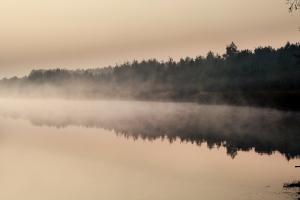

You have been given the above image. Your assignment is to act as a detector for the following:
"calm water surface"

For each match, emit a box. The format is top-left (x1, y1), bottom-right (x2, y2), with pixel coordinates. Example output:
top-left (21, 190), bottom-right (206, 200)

top-left (0, 98), bottom-right (299, 200)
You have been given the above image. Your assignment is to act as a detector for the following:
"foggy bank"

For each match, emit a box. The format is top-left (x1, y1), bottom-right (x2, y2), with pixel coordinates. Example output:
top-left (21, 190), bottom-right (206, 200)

top-left (0, 42), bottom-right (300, 111)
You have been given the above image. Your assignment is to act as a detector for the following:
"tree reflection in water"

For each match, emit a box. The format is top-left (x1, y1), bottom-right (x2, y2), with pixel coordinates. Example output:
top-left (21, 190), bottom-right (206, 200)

top-left (0, 99), bottom-right (299, 160)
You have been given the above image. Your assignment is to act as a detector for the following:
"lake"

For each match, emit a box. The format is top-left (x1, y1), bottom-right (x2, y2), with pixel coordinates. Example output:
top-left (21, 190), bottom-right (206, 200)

top-left (0, 98), bottom-right (299, 200)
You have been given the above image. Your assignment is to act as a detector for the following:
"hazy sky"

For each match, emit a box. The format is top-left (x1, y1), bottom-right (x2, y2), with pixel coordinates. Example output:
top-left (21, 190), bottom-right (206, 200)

top-left (0, 0), bottom-right (299, 78)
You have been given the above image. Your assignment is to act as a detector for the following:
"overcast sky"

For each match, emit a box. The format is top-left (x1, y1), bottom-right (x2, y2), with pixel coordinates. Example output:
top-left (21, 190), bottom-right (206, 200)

top-left (0, 0), bottom-right (299, 78)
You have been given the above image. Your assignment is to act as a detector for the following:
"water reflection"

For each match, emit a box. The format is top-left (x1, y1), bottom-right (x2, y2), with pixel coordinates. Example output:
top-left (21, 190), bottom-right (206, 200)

top-left (0, 98), bottom-right (300, 160)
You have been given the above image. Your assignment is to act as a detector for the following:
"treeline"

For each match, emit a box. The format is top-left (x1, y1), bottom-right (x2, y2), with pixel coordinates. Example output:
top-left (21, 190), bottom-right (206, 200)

top-left (1, 42), bottom-right (300, 110)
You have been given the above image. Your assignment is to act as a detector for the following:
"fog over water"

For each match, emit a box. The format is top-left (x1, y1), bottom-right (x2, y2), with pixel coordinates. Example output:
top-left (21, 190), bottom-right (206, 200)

top-left (0, 98), bottom-right (299, 200)
top-left (0, 98), bottom-right (300, 159)
top-left (0, 0), bottom-right (299, 199)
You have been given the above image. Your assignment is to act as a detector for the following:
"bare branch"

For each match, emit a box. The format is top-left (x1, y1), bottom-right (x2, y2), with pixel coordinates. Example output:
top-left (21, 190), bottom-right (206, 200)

top-left (287, 0), bottom-right (300, 12)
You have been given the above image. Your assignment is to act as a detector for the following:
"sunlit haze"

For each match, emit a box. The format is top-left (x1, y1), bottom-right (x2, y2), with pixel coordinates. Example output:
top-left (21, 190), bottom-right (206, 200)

top-left (0, 0), bottom-right (299, 78)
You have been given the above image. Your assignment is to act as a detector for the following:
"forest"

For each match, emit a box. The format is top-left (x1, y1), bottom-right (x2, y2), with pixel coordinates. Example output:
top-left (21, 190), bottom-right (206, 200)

top-left (1, 42), bottom-right (300, 110)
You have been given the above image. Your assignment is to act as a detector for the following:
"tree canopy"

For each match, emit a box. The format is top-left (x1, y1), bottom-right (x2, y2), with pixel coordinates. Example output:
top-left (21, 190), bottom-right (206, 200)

top-left (1, 42), bottom-right (300, 110)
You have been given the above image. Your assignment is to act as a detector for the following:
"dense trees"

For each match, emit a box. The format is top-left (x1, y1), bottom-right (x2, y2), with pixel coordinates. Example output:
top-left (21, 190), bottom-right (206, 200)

top-left (1, 42), bottom-right (300, 110)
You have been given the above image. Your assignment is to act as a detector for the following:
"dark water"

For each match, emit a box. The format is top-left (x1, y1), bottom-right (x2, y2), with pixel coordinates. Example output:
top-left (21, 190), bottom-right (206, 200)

top-left (0, 98), bottom-right (299, 200)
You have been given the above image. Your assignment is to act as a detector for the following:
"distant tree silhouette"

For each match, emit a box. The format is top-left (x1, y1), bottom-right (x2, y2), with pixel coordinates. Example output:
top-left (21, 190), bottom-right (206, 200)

top-left (224, 42), bottom-right (238, 58)
top-left (0, 42), bottom-right (300, 110)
